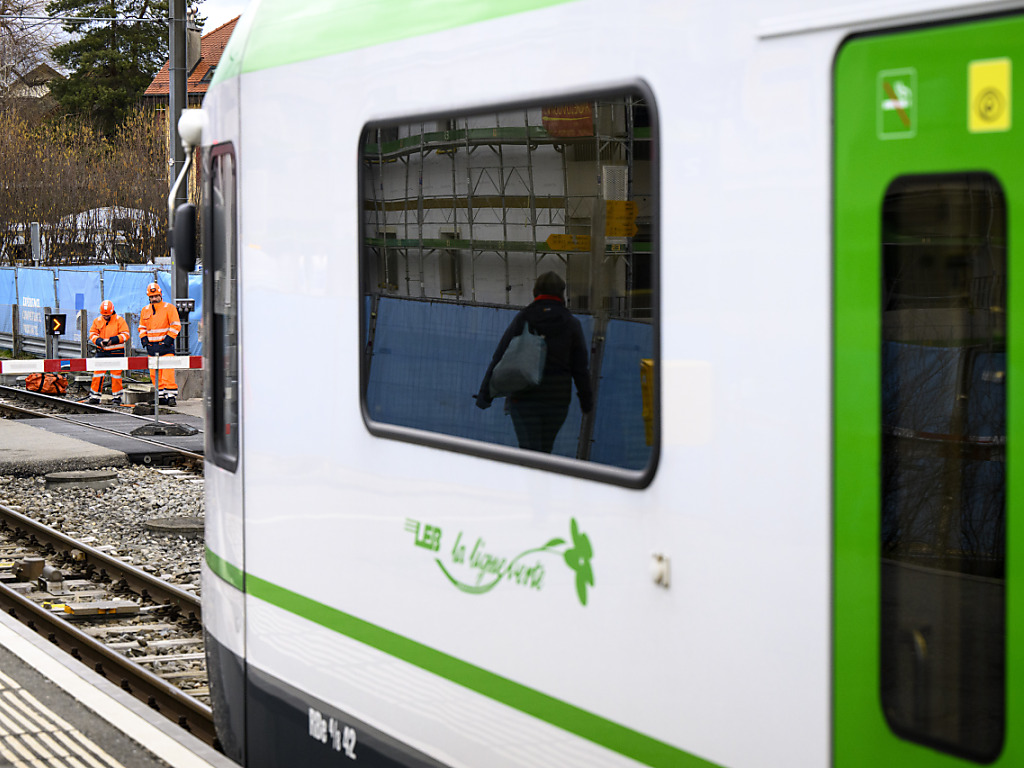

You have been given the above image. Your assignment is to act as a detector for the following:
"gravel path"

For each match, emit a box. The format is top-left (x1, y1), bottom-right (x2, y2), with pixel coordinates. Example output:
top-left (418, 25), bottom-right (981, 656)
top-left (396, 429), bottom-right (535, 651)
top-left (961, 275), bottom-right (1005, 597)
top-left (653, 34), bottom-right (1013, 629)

top-left (0, 466), bottom-right (204, 597)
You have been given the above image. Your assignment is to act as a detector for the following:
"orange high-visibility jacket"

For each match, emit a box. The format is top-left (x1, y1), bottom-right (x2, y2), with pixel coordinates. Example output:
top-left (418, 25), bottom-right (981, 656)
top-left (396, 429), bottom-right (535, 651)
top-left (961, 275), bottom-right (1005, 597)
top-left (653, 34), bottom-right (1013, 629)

top-left (88, 314), bottom-right (130, 353)
top-left (139, 301), bottom-right (181, 344)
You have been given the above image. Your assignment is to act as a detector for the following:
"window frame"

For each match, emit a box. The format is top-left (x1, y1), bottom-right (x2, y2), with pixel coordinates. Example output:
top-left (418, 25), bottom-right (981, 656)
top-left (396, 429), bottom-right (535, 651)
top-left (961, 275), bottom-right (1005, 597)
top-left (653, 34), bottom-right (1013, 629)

top-left (879, 171), bottom-right (1007, 763)
top-left (204, 141), bottom-right (240, 473)
top-left (357, 85), bottom-right (660, 489)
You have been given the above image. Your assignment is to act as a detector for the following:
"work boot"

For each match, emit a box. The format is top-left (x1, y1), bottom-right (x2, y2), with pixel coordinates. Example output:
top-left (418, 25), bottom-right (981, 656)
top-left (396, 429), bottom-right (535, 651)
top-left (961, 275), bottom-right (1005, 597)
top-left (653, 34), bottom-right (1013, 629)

top-left (166, 397), bottom-right (177, 408)
top-left (86, 395), bottom-right (100, 405)
top-left (110, 396), bottom-right (122, 406)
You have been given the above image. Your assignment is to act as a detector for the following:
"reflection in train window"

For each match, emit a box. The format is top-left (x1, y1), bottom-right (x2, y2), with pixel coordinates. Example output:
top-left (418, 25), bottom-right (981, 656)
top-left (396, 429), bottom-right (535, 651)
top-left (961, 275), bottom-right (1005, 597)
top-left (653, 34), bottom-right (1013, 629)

top-left (359, 91), bottom-right (657, 482)
top-left (880, 174), bottom-right (1006, 761)
top-left (205, 145), bottom-right (239, 471)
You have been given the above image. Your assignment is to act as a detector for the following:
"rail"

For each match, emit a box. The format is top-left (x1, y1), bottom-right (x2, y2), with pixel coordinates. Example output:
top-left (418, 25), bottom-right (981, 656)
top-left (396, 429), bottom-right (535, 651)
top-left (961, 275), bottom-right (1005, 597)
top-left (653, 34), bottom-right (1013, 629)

top-left (0, 503), bottom-right (214, 746)
top-left (0, 503), bottom-right (202, 623)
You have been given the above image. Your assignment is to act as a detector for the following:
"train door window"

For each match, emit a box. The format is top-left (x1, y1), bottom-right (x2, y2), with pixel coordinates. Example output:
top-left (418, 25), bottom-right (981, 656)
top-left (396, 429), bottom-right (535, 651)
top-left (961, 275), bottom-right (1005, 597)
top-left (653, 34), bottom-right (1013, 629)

top-left (206, 144), bottom-right (239, 471)
top-left (880, 173), bottom-right (1006, 761)
top-left (360, 88), bottom-right (658, 487)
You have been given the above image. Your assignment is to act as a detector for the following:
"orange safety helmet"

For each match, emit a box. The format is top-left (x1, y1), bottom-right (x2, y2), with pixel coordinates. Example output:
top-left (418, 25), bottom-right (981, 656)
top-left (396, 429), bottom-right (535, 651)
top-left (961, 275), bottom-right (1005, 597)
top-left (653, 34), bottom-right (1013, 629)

top-left (100, 300), bottom-right (114, 316)
top-left (146, 282), bottom-right (162, 298)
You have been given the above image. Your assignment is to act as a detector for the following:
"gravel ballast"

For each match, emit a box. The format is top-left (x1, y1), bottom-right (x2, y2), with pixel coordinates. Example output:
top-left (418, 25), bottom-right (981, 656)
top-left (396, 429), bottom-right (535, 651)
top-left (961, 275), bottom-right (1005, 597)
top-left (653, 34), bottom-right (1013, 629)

top-left (0, 466), bottom-right (204, 597)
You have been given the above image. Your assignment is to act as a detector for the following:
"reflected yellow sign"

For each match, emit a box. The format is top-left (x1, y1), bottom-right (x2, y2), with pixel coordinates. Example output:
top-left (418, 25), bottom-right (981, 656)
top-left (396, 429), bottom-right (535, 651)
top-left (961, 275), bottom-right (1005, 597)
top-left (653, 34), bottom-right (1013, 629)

top-left (969, 58), bottom-right (1012, 133)
top-left (605, 200), bottom-right (638, 237)
top-left (545, 234), bottom-right (591, 251)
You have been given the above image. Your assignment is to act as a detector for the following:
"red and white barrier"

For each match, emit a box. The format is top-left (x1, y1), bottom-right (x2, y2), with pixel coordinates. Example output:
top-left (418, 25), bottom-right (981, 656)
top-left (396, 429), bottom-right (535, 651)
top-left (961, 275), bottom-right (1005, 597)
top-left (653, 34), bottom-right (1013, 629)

top-left (0, 356), bottom-right (203, 374)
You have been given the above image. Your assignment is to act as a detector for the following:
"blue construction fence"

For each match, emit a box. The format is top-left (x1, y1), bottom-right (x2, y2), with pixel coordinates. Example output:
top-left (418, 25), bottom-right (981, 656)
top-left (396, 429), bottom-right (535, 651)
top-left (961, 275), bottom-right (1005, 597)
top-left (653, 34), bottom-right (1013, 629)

top-left (0, 266), bottom-right (202, 354)
top-left (366, 296), bottom-right (653, 471)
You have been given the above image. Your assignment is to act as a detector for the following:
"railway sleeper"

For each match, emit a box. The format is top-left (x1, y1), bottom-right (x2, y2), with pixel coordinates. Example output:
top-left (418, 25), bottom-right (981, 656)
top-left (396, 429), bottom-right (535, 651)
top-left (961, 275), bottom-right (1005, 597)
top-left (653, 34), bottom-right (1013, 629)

top-left (108, 637), bottom-right (203, 651)
top-left (62, 600), bottom-right (140, 618)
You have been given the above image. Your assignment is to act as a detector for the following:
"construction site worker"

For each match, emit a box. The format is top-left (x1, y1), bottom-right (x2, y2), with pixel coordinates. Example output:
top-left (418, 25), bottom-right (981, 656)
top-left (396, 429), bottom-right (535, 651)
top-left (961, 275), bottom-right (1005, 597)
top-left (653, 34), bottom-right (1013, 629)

top-left (139, 282), bottom-right (181, 407)
top-left (87, 300), bottom-right (129, 405)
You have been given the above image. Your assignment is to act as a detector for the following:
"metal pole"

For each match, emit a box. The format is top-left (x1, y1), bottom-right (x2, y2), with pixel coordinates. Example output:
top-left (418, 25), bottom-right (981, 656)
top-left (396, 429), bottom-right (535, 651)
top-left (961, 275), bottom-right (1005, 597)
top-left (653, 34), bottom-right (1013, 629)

top-left (11, 305), bottom-right (20, 358)
top-left (152, 355), bottom-right (161, 426)
top-left (78, 310), bottom-right (88, 358)
top-left (169, 0), bottom-right (188, 311)
top-left (44, 305), bottom-right (54, 359)
top-left (30, 223), bottom-right (41, 265)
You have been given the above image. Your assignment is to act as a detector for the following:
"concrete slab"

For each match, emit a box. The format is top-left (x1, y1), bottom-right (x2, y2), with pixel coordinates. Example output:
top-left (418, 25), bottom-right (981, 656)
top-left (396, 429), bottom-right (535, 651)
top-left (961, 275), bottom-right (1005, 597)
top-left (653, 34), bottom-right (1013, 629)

top-left (23, 412), bottom-right (204, 460)
top-left (0, 420), bottom-right (128, 476)
top-left (172, 398), bottom-right (204, 418)
top-left (44, 468), bottom-right (119, 490)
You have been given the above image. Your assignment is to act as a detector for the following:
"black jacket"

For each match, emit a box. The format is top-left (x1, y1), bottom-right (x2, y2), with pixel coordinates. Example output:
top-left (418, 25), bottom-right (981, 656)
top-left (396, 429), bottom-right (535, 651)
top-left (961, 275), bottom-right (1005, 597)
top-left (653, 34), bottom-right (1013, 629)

top-left (477, 298), bottom-right (593, 412)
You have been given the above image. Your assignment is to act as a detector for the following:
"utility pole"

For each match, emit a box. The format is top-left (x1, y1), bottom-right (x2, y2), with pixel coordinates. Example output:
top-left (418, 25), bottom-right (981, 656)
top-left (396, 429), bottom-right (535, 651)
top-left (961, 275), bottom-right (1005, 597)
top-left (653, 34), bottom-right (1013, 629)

top-left (169, 0), bottom-right (187, 304)
top-left (168, 0), bottom-right (191, 355)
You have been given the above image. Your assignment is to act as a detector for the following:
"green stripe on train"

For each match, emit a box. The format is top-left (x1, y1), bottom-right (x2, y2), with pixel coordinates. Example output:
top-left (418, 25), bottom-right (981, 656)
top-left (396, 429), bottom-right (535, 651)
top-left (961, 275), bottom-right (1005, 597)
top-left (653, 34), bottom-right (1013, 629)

top-left (204, 552), bottom-right (719, 768)
top-left (213, 0), bottom-right (579, 84)
top-left (246, 573), bottom-right (719, 768)
top-left (205, 546), bottom-right (244, 590)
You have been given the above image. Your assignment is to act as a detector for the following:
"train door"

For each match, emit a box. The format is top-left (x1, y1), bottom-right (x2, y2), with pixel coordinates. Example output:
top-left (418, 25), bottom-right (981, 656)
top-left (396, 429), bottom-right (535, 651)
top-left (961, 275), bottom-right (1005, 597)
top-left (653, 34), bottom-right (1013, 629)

top-left (834, 13), bottom-right (1022, 768)
top-left (203, 141), bottom-right (247, 763)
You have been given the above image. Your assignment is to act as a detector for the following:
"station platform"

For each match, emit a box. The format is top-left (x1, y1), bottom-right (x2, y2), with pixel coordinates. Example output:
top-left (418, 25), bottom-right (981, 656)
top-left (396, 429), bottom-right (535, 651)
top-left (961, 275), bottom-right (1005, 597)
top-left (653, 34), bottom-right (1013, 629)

top-left (0, 607), bottom-right (238, 768)
top-left (0, 399), bottom-right (204, 475)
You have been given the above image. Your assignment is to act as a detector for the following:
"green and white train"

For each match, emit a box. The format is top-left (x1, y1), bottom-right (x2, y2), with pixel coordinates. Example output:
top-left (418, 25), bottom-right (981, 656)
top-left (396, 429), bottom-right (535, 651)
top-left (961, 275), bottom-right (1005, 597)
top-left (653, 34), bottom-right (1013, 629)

top-left (191, 1), bottom-right (1022, 765)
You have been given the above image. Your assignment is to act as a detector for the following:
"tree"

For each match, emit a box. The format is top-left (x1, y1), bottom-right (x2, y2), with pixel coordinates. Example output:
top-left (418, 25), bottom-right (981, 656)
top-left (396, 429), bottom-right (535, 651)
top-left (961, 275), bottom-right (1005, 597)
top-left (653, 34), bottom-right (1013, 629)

top-left (108, 108), bottom-right (167, 263)
top-left (0, 108), bottom-right (169, 265)
top-left (0, 0), bottom-right (62, 114)
top-left (45, 0), bottom-right (168, 135)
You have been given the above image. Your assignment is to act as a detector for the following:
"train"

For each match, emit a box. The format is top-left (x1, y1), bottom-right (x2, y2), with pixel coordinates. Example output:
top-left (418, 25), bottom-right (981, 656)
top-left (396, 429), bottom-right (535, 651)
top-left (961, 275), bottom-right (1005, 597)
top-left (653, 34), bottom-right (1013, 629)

top-left (188, 1), bottom-right (1022, 766)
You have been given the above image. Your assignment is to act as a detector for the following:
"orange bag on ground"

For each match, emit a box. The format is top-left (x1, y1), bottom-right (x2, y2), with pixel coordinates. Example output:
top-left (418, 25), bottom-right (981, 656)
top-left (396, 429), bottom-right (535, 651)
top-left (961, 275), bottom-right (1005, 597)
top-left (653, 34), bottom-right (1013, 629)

top-left (25, 372), bottom-right (69, 396)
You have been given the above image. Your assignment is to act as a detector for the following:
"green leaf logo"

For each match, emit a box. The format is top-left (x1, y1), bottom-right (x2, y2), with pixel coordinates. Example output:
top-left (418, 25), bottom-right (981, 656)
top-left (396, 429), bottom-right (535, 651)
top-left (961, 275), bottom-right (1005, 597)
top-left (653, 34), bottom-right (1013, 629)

top-left (563, 518), bottom-right (594, 606)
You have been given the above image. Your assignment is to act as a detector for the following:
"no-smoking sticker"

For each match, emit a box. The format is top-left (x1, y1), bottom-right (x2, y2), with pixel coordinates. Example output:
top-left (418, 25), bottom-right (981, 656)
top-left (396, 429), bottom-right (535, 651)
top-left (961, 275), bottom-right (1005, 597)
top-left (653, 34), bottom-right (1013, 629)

top-left (969, 58), bottom-right (1011, 133)
top-left (878, 68), bottom-right (917, 140)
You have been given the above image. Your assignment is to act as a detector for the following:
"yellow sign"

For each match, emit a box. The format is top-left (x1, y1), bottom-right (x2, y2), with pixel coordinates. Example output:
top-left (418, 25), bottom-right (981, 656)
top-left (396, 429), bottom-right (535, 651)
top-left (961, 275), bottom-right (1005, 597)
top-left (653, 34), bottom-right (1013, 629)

top-left (605, 200), bottom-right (638, 237)
top-left (545, 234), bottom-right (591, 251)
top-left (969, 58), bottom-right (1012, 133)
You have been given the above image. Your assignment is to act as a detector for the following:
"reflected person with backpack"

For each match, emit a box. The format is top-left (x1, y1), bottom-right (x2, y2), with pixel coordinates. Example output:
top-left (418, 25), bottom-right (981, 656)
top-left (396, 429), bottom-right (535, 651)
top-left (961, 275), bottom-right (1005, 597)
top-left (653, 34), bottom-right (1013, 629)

top-left (476, 271), bottom-right (593, 453)
top-left (87, 300), bottom-right (129, 405)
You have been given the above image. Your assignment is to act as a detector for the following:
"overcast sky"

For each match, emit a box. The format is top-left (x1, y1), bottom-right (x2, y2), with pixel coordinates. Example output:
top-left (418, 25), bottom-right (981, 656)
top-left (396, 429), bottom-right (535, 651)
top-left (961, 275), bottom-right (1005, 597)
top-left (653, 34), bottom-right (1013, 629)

top-left (198, 0), bottom-right (250, 32)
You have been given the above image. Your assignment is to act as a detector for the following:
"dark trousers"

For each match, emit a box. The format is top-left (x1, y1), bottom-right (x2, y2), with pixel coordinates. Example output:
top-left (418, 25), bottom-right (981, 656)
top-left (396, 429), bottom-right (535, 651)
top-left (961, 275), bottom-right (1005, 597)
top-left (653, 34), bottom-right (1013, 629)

top-left (510, 397), bottom-right (569, 453)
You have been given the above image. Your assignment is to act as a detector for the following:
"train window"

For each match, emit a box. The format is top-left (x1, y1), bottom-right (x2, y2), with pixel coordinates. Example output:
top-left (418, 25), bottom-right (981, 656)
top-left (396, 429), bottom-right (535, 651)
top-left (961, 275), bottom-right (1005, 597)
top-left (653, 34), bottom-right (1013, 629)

top-left (205, 144), bottom-right (239, 471)
top-left (880, 173), bottom-right (1006, 761)
top-left (360, 88), bottom-right (657, 486)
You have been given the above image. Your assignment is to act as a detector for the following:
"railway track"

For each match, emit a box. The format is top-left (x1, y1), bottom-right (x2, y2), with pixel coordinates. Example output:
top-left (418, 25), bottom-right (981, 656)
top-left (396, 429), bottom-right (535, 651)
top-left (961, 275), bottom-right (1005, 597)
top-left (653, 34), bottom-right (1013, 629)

top-left (0, 382), bottom-right (191, 419)
top-left (0, 383), bottom-right (204, 466)
top-left (0, 496), bottom-right (214, 748)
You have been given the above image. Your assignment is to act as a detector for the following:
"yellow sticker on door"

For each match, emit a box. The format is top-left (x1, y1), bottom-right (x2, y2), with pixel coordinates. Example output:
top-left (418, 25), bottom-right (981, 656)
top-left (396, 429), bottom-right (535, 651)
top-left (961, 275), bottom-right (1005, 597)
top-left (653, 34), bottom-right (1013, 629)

top-left (969, 58), bottom-right (1011, 133)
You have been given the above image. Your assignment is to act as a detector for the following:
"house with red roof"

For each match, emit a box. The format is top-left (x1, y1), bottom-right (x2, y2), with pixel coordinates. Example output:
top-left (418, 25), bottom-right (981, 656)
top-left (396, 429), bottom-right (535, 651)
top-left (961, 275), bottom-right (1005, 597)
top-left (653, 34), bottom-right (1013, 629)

top-left (143, 16), bottom-right (239, 109)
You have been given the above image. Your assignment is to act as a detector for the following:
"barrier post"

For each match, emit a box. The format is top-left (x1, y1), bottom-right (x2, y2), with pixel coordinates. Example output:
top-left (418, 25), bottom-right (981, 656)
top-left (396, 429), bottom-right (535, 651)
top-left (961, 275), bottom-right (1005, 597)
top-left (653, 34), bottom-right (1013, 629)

top-left (44, 305), bottom-right (55, 359)
top-left (130, 354), bottom-right (197, 437)
top-left (152, 354), bottom-right (162, 425)
top-left (124, 312), bottom-right (135, 355)
top-left (77, 310), bottom-right (88, 358)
